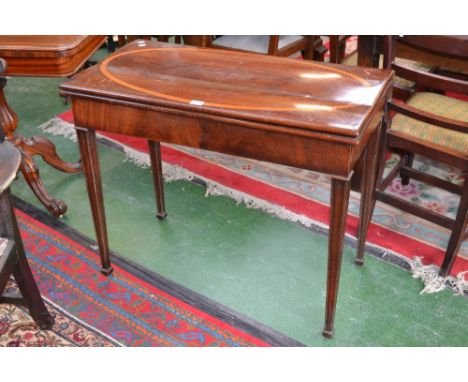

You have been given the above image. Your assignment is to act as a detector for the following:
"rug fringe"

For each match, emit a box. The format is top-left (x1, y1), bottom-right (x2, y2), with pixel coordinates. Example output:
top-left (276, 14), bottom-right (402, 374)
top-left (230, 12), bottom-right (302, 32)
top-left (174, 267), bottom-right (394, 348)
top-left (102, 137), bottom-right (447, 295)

top-left (38, 117), bottom-right (77, 142)
top-left (38, 116), bottom-right (468, 297)
top-left (409, 257), bottom-right (467, 296)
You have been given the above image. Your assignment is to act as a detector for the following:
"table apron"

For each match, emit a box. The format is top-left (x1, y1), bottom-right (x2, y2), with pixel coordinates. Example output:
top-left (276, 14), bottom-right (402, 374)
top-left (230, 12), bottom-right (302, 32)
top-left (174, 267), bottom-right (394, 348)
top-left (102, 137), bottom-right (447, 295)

top-left (71, 98), bottom-right (383, 179)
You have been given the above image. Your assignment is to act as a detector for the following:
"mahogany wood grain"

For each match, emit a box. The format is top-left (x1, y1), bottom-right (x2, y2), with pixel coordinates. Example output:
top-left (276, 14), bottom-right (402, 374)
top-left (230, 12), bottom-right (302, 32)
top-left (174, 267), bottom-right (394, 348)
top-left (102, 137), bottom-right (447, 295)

top-left (0, 35), bottom-right (106, 77)
top-left (322, 178), bottom-right (351, 338)
top-left (60, 41), bottom-right (393, 337)
top-left (75, 127), bottom-right (113, 275)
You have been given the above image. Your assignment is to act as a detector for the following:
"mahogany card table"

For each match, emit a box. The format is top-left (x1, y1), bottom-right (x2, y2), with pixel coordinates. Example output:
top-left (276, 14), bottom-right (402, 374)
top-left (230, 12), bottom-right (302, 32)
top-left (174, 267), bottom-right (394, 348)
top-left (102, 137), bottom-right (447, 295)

top-left (60, 40), bottom-right (393, 338)
top-left (0, 35), bottom-right (106, 216)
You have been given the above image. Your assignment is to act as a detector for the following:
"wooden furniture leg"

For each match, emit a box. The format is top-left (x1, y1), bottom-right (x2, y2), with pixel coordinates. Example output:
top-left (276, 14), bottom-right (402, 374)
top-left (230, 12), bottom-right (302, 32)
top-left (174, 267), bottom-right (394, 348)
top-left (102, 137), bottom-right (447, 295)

top-left (439, 186), bottom-right (468, 276)
top-left (400, 153), bottom-right (415, 186)
top-left (0, 188), bottom-right (54, 329)
top-left (0, 76), bottom-right (81, 217)
top-left (357, 35), bottom-right (381, 68)
top-left (322, 178), bottom-right (351, 338)
top-left (329, 36), bottom-right (341, 64)
top-left (75, 127), bottom-right (113, 275)
top-left (148, 140), bottom-right (167, 220)
top-left (356, 123), bottom-right (383, 265)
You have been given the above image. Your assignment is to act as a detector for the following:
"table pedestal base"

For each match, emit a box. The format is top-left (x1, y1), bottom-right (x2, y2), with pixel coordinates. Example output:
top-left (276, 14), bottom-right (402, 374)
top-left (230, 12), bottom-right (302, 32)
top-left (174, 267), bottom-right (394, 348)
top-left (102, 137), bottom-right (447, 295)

top-left (1, 76), bottom-right (81, 217)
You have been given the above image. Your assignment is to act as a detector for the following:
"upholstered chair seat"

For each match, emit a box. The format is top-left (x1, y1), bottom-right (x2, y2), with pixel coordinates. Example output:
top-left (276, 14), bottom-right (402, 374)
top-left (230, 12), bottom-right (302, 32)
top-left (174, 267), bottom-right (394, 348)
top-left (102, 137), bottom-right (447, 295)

top-left (391, 92), bottom-right (468, 155)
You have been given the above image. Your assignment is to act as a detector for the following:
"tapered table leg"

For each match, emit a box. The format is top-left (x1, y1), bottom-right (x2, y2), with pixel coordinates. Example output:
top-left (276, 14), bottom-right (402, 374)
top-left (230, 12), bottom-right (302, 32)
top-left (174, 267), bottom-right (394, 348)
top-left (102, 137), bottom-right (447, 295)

top-left (356, 124), bottom-right (382, 265)
top-left (322, 178), bottom-right (351, 338)
top-left (148, 140), bottom-right (167, 220)
top-left (75, 127), bottom-right (113, 275)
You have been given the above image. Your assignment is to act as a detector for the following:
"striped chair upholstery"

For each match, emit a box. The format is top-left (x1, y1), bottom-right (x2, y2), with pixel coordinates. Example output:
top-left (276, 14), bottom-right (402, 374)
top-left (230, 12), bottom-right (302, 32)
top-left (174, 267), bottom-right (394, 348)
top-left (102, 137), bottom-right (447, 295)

top-left (391, 92), bottom-right (468, 154)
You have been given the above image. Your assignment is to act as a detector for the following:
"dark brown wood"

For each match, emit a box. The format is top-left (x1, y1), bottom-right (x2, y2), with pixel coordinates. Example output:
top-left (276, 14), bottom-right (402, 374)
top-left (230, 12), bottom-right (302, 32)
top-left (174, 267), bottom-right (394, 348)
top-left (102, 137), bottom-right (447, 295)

top-left (393, 63), bottom-right (468, 94)
top-left (322, 178), bottom-right (351, 338)
top-left (75, 127), bottom-right (113, 275)
top-left (396, 35), bottom-right (468, 73)
top-left (355, 118), bottom-right (382, 266)
top-left (357, 35), bottom-right (381, 68)
top-left (357, 35), bottom-right (468, 276)
top-left (0, 36), bottom-right (105, 217)
top-left (0, 140), bottom-right (54, 329)
top-left (148, 140), bottom-right (167, 219)
top-left (399, 166), bottom-right (463, 195)
top-left (60, 40), bottom-right (393, 338)
top-left (376, 190), bottom-right (454, 230)
top-left (328, 35), bottom-right (352, 64)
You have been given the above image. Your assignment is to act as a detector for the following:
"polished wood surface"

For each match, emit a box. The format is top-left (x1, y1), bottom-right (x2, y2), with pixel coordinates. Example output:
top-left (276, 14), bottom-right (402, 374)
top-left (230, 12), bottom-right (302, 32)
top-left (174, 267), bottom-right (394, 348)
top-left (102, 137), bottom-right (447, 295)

top-left (60, 40), bottom-right (393, 337)
top-left (61, 41), bottom-right (391, 141)
top-left (0, 35), bottom-right (106, 76)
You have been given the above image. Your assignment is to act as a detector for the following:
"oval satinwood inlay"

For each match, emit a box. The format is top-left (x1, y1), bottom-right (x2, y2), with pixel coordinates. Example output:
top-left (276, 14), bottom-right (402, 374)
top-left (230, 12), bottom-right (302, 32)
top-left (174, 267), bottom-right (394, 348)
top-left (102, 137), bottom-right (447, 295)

top-left (100, 47), bottom-right (380, 113)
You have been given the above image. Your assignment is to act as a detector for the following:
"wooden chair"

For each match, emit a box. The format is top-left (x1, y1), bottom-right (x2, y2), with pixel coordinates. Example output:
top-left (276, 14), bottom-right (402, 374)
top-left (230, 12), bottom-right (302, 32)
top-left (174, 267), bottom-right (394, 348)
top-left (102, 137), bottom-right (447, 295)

top-left (184, 35), bottom-right (321, 60)
top-left (0, 58), bottom-right (54, 330)
top-left (356, 36), bottom-right (468, 277)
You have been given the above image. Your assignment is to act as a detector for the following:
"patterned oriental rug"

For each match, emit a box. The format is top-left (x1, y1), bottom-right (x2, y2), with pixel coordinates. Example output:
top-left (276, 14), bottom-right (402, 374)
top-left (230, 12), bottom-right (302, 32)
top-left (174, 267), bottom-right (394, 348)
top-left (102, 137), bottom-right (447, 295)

top-left (1, 207), bottom-right (297, 346)
top-left (39, 110), bottom-right (468, 296)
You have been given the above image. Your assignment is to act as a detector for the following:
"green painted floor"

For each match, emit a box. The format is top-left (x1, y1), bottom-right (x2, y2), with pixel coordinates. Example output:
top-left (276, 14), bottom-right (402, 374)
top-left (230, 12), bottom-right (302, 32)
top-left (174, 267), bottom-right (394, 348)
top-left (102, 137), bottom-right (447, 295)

top-left (5, 48), bottom-right (467, 346)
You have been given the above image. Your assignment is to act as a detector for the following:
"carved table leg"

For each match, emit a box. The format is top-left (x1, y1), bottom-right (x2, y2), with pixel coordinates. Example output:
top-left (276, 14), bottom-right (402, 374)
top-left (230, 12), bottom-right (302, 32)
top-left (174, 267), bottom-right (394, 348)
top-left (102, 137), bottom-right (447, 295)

top-left (0, 75), bottom-right (81, 217)
top-left (17, 135), bottom-right (82, 173)
top-left (148, 140), bottom-right (167, 220)
top-left (322, 178), bottom-right (351, 338)
top-left (76, 127), bottom-right (113, 275)
top-left (19, 148), bottom-right (68, 216)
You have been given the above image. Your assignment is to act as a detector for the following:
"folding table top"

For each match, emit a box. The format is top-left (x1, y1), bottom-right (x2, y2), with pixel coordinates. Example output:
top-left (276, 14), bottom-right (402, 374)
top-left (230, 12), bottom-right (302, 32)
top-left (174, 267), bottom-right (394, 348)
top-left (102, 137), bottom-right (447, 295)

top-left (0, 35), bottom-right (106, 77)
top-left (60, 40), bottom-right (393, 140)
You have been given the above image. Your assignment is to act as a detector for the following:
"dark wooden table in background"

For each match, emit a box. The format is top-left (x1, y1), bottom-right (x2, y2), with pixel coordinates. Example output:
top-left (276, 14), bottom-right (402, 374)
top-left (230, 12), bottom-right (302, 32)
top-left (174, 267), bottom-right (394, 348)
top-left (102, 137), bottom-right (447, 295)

top-left (60, 40), bottom-right (393, 338)
top-left (0, 35), bottom-right (106, 216)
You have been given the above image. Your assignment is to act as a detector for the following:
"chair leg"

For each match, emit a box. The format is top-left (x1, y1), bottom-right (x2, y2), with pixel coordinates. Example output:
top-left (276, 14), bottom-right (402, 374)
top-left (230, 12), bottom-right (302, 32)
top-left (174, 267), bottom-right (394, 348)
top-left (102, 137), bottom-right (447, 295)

top-left (301, 36), bottom-right (316, 60)
top-left (439, 184), bottom-right (468, 276)
top-left (400, 153), bottom-right (414, 186)
top-left (2, 189), bottom-right (54, 329)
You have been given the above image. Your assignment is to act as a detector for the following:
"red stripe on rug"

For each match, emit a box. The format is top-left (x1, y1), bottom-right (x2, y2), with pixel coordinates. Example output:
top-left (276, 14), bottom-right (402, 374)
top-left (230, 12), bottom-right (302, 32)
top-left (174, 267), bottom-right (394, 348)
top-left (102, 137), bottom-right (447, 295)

top-left (58, 110), bottom-right (468, 277)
